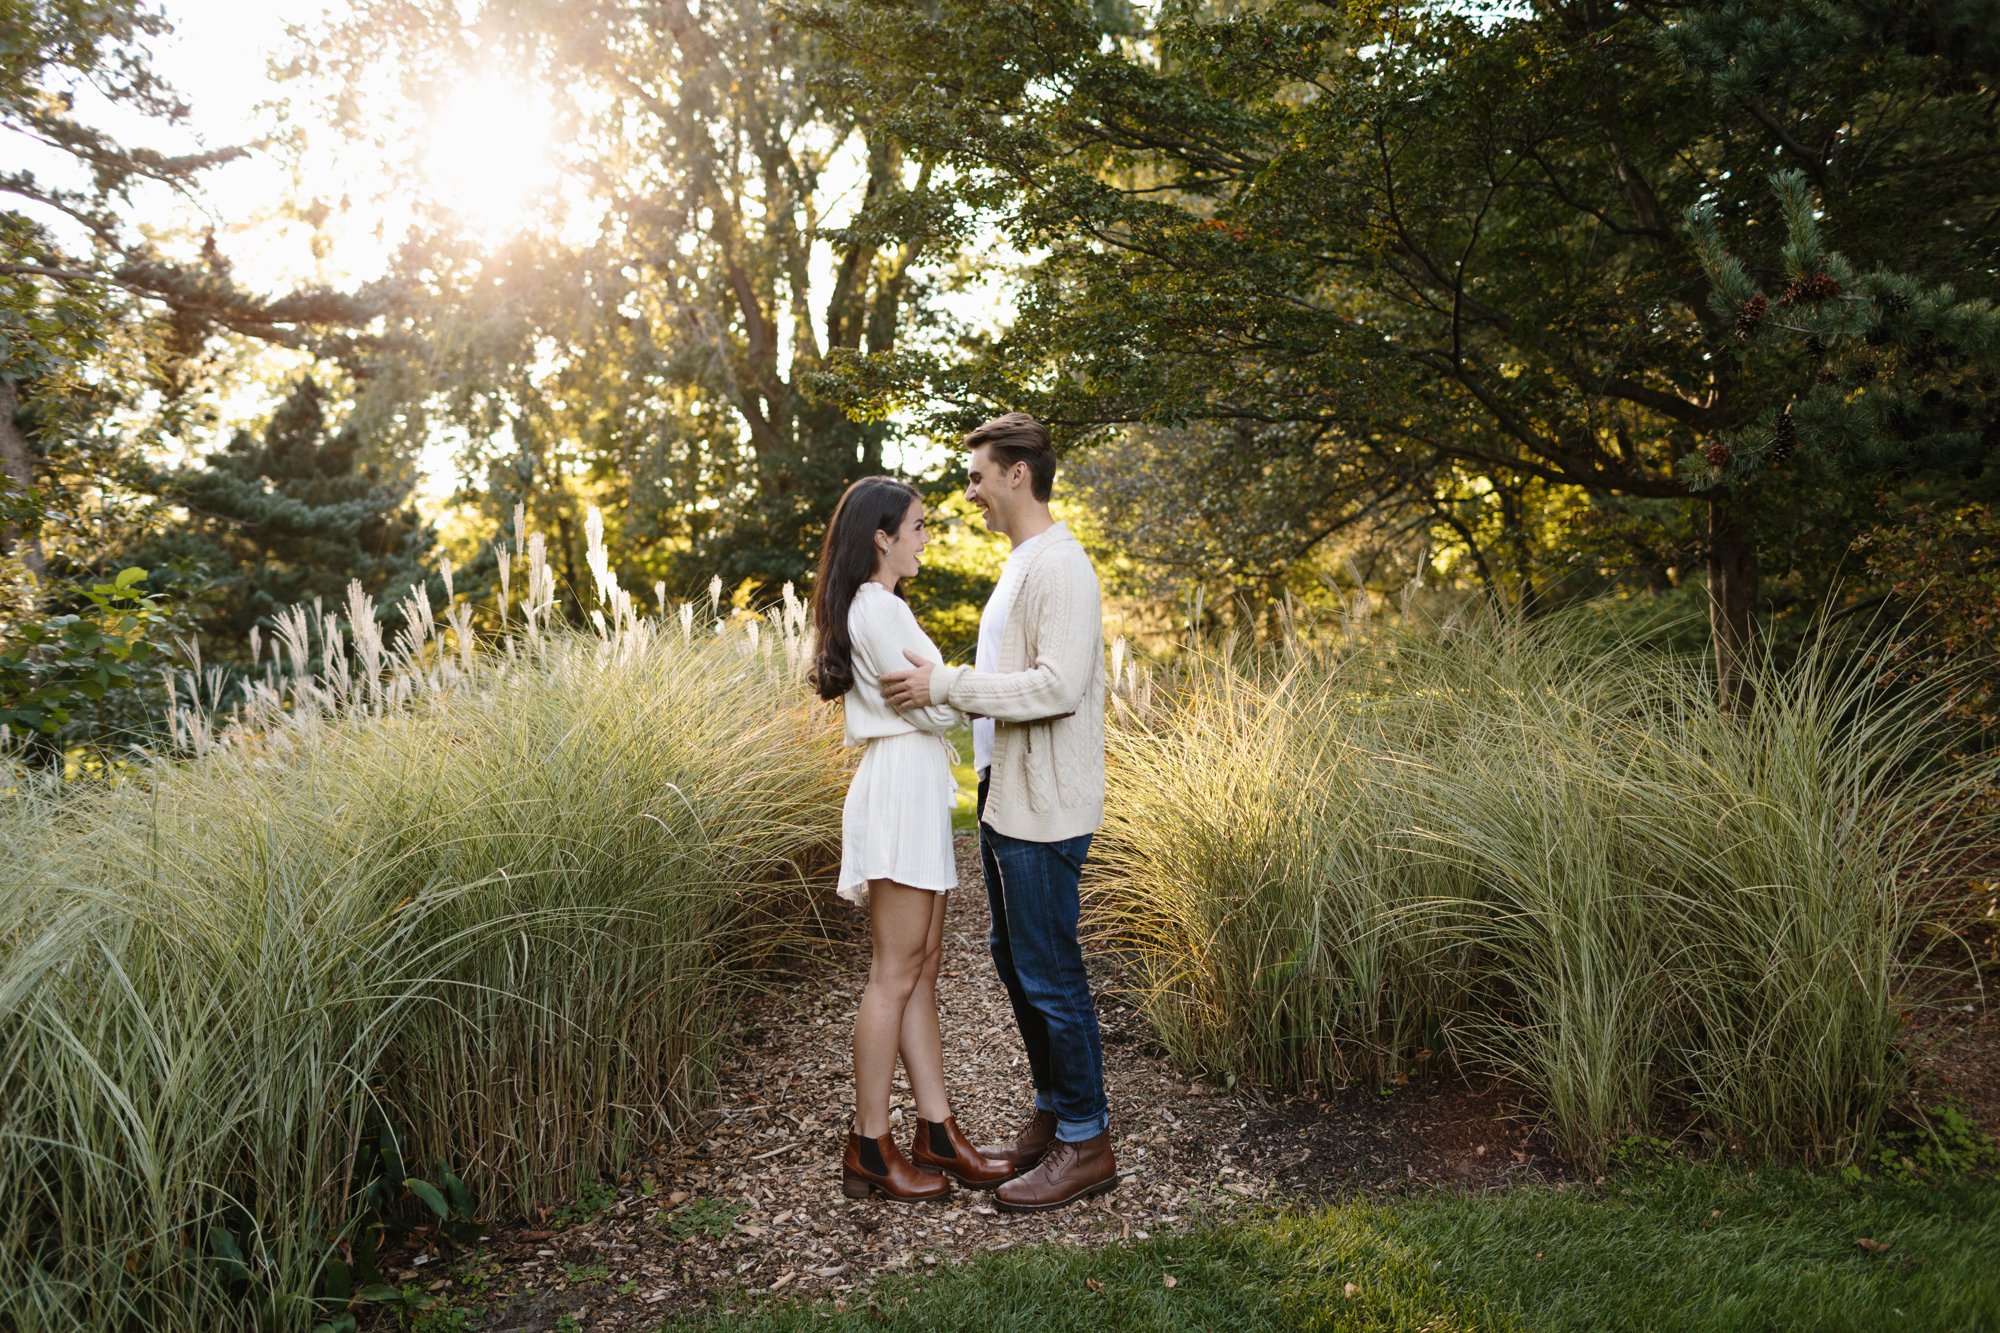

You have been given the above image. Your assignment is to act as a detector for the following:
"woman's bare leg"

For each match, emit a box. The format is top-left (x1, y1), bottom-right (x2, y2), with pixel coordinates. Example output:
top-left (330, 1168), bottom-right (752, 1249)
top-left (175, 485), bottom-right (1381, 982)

top-left (853, 880), bottom-right (937, 1139)
top-left (897, 891), bottom-right (951, 1123)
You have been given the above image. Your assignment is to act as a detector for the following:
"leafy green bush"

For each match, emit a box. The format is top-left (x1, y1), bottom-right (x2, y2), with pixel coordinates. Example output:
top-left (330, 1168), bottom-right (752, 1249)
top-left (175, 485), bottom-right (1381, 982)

top-left (0, 534), bottom-right (844, 1332)
top-left (0, 565), bottom-right (161, 738)
top-left (1095, 610), bottom-right (1996, 1167)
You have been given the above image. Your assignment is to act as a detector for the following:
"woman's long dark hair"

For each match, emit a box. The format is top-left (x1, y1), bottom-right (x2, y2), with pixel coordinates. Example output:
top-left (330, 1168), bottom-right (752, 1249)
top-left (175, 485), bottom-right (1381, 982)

top-left (809, 476), bottom-right (922, 701)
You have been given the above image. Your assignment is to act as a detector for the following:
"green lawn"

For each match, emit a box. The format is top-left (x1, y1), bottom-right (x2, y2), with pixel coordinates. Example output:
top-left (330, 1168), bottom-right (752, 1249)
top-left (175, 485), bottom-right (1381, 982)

top-left (672, 1167), bottom-right (2000, 1332)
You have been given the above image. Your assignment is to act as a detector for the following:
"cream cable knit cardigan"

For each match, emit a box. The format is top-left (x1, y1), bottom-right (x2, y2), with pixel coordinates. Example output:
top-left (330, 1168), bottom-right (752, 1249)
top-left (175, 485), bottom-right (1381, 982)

top-left (929, 522), bottom-right (1106, 843)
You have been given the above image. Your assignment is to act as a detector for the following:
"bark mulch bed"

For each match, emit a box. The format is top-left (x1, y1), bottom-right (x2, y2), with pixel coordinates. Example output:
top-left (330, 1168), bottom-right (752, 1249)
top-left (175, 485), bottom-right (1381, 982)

top-left (401, 834), bottom-right (1569, 1331)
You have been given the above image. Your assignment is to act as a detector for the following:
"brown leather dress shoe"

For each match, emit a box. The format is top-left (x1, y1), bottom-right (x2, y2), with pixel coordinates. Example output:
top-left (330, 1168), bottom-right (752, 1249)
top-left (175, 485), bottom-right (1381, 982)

top-left (994, 1129), bottom-right (1117, 1212)
top-left (910, 1116), bottom-right (1016, 1188)
top-left (976, 1107), bottom-right (1057, 1172)
top-left (842, 1129), bottom-right (951, 1202)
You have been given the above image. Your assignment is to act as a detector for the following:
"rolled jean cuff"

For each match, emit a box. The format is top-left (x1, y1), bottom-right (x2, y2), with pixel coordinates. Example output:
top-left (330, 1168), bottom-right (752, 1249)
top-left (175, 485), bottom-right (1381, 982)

top-left (1034, 1090), bottom-right (1055, 1114)
top-left (1056, 1111), bottom-right (1109, 1143)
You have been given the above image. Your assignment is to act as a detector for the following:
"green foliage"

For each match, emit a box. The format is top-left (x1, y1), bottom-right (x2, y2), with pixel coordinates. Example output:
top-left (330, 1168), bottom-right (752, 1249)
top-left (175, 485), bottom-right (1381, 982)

top-left (0, 566), bottom-right (160, 736)
top-left (0, 577), bottom-right (845, 1332)
top-left (664, 1197), bottom-right (745, 1240)
top-left (1870, 1101), bottom-right (2000, 1185)
top-left (3, 0), bottom-right (375, 599)
top-left (802, 0), bottom-right (2000, 669)
top-left (1094, 608), bottom-right (1996, 1166)
top-left (1857, 500), bottom-right (2000, 733)
top-left (549, 1179), bottom-right (619, 1231)
top-left (404, 1299), bottom-right (478, 1333)
top-left (670, 1166), bottom-right (2000, 1333)
top-left (298, 0), bottom-right (957, 603)
top-left (1685, 170), bottom-right (2000, 489)
top-left (129, 377), bottom-right (433, 655)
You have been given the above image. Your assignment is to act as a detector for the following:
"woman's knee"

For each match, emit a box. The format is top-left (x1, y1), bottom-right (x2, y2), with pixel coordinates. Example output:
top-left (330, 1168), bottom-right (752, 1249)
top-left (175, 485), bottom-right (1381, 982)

top-left (915, 937), bottom-right (944, 985)
top-left (868, 948), bottom-right (927, 997)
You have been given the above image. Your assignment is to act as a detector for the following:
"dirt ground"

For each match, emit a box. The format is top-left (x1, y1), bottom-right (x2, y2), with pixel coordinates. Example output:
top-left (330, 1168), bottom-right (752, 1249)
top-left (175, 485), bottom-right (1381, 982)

top-left (416, 836), bottom-right (1568, 1332)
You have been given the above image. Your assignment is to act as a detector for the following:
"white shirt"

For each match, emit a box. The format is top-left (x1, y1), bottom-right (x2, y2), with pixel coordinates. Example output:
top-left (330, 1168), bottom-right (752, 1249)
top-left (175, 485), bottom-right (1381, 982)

top-left (973, 527), bottom-right (1051, 776)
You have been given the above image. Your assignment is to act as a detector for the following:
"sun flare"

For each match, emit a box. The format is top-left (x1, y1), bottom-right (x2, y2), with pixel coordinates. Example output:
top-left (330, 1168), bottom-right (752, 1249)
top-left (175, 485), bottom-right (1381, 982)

top-left (423, 75), bottom-right (555, 237)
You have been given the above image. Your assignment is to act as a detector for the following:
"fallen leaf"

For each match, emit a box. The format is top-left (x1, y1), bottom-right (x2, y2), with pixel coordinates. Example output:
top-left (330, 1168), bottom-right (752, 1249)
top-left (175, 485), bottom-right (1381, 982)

top-left (1855, 1237), bottom-right (1892, 1254)
top-left (1343, 1281), bottom-right (1359, 1299)
top-left (1163, 1274), bottom-right (1178, 1289)
top-left (1086, 1277), bottom-right (1103, 1292)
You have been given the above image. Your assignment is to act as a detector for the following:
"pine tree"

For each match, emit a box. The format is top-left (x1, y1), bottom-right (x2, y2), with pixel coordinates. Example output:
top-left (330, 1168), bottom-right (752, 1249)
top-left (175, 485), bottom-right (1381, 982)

top-left (2, 0), bottom-right (377, 600)
top-left (131, 378), bottom-right (433, 654)
top-left (1687, 171), bottom-right (1999, 491)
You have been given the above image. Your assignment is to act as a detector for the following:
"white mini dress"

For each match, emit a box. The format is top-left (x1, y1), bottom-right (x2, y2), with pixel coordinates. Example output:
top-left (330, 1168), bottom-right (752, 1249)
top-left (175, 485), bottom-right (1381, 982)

top-left (836, 582), bottom-right (964, 904)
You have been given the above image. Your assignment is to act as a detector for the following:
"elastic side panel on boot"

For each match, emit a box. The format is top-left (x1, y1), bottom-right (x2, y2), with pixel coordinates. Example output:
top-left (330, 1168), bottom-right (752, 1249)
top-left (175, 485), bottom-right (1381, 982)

top-left (928, 1121), bottom-right (956, 1158)
top-left (858, 1136), bottom-right (889, 1176)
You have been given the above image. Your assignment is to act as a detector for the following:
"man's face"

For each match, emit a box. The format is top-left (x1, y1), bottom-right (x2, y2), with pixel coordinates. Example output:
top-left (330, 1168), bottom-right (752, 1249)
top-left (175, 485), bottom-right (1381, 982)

top-left (964, 443), bottom-right (1024, 535)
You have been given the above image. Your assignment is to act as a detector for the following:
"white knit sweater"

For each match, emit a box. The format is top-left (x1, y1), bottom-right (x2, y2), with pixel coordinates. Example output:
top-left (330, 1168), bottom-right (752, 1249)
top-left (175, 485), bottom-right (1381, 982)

top-left (843, 582), bottom-right (962, 747)
top-left (930, 522), bottom-right (1106, 842)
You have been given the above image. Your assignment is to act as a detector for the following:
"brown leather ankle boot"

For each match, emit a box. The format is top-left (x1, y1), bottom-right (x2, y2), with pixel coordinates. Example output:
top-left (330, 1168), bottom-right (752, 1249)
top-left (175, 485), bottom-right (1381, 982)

top-left (976, 1107), bottom-right (1057, 1171)
top-left (842, 1129), bottom-right (951, 1202)
top-left (994, 1130), bottom-right (1117, 1212)
top-left (910, 1115), bottom-right (1016, 1188)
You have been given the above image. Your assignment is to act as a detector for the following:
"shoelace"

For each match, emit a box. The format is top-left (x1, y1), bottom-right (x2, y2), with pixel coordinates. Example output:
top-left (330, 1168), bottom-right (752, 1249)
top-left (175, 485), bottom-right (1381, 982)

top-left (1038, 1139), bottom-right (1079, 1175)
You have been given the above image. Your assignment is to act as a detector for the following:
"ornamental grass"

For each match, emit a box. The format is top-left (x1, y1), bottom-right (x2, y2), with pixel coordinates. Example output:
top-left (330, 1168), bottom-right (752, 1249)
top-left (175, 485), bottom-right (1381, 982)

top-left (1095, 609), bottom-right (1994, 1167)
top-left (0, 522), bottom-right (844, 1332)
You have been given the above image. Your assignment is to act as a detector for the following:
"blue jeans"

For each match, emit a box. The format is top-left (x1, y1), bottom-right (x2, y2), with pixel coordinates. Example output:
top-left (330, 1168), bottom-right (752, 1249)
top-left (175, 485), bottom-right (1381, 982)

top-left (977, 775), bottom-right (1109, 1143)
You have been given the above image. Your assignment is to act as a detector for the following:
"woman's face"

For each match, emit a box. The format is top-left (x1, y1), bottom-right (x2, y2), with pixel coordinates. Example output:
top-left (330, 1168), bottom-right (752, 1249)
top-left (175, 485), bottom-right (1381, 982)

top-left (874, 496), bottom-right (930, 583)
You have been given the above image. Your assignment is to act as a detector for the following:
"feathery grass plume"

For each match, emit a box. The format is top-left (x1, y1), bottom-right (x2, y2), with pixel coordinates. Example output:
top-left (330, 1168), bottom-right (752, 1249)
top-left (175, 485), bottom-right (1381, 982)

top-left (1094, 606), bottom-right (1995, 1167)
top-left (0, 524), bottom-right (843, 1332)
top-left (495, 541), bottom-right (513, 625)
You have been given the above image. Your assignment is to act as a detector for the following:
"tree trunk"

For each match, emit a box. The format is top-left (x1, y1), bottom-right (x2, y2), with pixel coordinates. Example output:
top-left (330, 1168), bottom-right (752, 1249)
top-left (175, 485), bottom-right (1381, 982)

top-left (0, 378), bottom-right (48, 584)
top-left (1708, 491), bottom-right (1758, 714)
top-left (1497, 485), bottom-right (1541, 616)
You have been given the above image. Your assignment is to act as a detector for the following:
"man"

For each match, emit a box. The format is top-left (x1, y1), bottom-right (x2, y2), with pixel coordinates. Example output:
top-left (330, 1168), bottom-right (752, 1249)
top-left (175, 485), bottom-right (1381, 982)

top-left (880, 412), bottom-right (1114, 1212)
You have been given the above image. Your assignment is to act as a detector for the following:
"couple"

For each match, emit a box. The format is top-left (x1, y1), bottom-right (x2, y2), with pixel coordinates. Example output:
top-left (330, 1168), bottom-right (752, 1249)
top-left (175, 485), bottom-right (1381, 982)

top-left (806, 412), bottom-right (1113, 1213)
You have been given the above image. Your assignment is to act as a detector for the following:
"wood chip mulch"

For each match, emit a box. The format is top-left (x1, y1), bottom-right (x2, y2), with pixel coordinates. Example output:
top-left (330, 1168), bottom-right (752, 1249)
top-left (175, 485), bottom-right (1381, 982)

top-left (401, 834), bottom-right (1567, 1331)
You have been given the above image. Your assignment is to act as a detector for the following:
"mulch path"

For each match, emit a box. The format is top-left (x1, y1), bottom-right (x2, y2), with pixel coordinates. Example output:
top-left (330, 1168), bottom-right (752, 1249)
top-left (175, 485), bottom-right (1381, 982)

top-left (414, 834), bottom-right (1565, 1331)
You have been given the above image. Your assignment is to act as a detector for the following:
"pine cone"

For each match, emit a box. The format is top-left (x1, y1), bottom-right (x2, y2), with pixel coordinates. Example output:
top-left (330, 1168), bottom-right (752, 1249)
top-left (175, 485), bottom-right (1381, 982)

top-left (1804, 335), bottom-right (1826, 360)
top-left (1704, 442), bottom-right (1732, 470)
top-left (1772, 408), bottom-right (1797, 462)
top-left (1851, 359), bottom-right (1878, 383)
top-left (1734, 295), bottom-right (1769, 340)
top-left (1800, 272), bottom-right (1841, 302)
top-left (1880, 291), bottom-right (1911, 316)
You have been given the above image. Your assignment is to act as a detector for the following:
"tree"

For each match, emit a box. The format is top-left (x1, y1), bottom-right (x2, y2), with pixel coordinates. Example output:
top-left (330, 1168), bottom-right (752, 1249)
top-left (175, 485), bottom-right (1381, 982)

top-left (2, 0), bottom-right (380, 597)
top-left (299, 0), bottom-right (959, 603)
top-left (127, 377), bottom-right (433, 654)
top-left (801, 0), bottom-right (2000, 707)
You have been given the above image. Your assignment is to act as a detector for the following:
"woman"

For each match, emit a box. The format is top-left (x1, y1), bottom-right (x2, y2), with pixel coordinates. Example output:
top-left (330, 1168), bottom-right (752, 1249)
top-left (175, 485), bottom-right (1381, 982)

top-left (809, 477), bottom-right (1014, 1202)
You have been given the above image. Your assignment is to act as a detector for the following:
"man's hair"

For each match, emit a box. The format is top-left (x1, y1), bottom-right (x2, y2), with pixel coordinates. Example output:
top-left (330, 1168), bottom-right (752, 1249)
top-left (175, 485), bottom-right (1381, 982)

top-left (963, 412), bottom-right (1056, 502)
